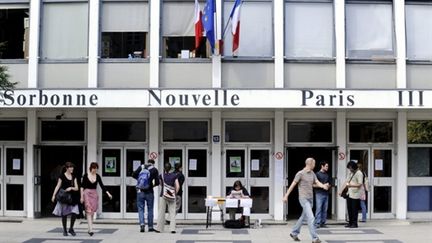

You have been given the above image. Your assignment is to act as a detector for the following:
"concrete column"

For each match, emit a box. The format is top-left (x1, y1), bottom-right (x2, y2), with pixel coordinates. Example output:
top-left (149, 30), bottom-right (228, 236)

top-left (88, 0), bottom-right (100, 88)
top-left (26, 110), bottom-right (37, 218)
top-left (394, 0), bottom-right (406, 89)
top-left (149, 110), bottom-right (160, 218)
top-left (149, 0), bottom-right (161, 88)
top-left (334, 0), bottom-right (346, 89)
top-left (336, 111), bottom-right (347, 220)
top-left (87, 111), bottom-right (97, 167)
top-left (274, 0), bottom-right (284, 88)
top-left (273, 110), bottom-right (284, 220)
top-left (396, 111), bottom-right (407, 219)
top-left (212, 0), bottom-right (222, 88)
top-left (211, 111), bottom-right (222, 196)
top-left (28, 0), bottom-right (41, 88)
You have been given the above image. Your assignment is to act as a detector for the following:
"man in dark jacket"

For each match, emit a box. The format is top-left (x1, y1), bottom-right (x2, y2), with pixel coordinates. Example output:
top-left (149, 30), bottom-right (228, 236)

top-left (132, 159), bottom-right (159, 232)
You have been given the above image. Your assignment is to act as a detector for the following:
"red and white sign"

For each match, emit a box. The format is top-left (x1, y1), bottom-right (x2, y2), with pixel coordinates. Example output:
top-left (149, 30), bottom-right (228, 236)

top-left (338, 152), bottom-right (345, 160)
top-left (149, 152), bottom-right (158, 160)
top-left (274, 152), bottom-right (284, 160)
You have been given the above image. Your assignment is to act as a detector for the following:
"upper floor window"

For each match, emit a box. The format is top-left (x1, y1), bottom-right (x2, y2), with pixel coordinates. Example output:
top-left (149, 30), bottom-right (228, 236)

top-left (346, 1), bottom-right (394, 60)
top-left (348, 121), bottom-right (393, 143)
top-left (101, 121), bottom-right (147, 142)
top-left (162, 0), bottom-right (209, 59)
top-left (285, 1), bottom-right (334, 59)
top-left (0, 6), bottom-right (29, 59)
top-left (41, 2), bottom-right (88, 59)
top-left (225, 121), bottom-right (271, 143)
top-left (162, 121), bottom-right (209, 142)
top-left (406, 3), bottom-right (432, 61)
top-left (0, 120), bottom-right (25, 141)
top-left (223, 0), bottom-right (273, 58)
top-left (287, 122), bottom-right (333, 143)
top-left (41, 120), bottom-right (85, 142)
top-left (101, 1), bottom-right (149, 59)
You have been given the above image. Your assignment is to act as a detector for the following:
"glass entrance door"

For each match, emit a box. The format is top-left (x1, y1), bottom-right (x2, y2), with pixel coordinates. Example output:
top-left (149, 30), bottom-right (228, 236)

top-left (349, 148), bottom-right (394, 219)
top-left (223, 147), bottom-right (272, 219)
top-left (101, 147), bottom-right (146, 218)
top-left (0, 146), bottom-right (26, 217)
top-left (162, 147), bottom-right (209, 219)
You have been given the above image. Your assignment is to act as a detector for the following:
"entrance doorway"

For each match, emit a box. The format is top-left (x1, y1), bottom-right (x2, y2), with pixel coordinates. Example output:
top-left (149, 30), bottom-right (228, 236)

top-left (35, 146), bottom-right (85, 217)
top-left (162, 147), bottom-right (209, 219)
top-left (223, 147), bottom-right (272, 219)
top-left (100, 147), bottom-right (146, 218)
top-left (0, 146), bottom-right (26, 216)
top-left (286, 147), bottom-right (335, 220)
top-left (348, 147), bottom-right (394, 219)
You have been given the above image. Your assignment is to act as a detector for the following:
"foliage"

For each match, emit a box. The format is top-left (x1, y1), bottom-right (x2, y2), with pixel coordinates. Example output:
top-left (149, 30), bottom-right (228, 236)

top-left (0, 65), bottom-right (17, 90)
top-left (407, 121), bottom-right (432, 144)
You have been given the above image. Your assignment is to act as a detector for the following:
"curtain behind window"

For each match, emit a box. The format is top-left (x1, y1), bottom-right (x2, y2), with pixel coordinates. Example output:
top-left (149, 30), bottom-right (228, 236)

top-left (41, 2), bottom-right (88, 59)
top-left (406, 4), bottom-right (432, 60)
top-left (163, 2), bottom-right (195, 36)
top-left (346, 3), bottom-right (394, 59)
top-left (102, 2), bottom-right (149, 32)
top-left (285, 2), bottom-right (334, 58)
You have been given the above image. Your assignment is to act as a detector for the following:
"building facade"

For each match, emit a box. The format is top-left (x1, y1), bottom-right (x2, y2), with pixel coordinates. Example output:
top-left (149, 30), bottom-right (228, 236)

top-left (0, 0), bottom-right (432, 221)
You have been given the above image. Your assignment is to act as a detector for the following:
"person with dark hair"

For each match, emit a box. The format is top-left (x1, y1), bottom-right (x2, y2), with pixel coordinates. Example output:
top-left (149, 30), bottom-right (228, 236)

top-left (51, 162), bottom-right (80, 237)
top-left (174, 163), bottom-right (185, 213)
top-left (314, 161), bottom-right (331, 228)
top-left (132, 159), bottom-right (160, 232)
top-left (80, 162), bottom-right (112, 236)
top-left (283, 158), bottom-right (329, 243)
top-left (339, 160), bottom-right (364, 228)
top-left (227, 180), bottom-right (250, 220)
top-left (357, 162), bottom-right (369, 222)
top-left (155, 163), bottom-right (179, 233)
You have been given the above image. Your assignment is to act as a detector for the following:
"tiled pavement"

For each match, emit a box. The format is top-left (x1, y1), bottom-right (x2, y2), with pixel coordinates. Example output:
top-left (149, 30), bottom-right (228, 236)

top-left (0, 219), bottom-right (430, 243)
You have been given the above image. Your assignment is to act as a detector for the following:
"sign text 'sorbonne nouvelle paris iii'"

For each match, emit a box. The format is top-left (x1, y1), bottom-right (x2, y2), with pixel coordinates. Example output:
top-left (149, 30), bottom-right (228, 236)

top-left (0, 89), bottom-right (427, 109)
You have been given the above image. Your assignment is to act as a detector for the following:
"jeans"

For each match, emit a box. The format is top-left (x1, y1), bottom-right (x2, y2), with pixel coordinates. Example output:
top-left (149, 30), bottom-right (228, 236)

top-left (137, 191), bottom-right (154, 229)
top-left (292, 198), bottom-right (319, 240)
top-left (360, 199), bottom-right (367, 221)
top-left (314, 192), bottom-right (329, 226)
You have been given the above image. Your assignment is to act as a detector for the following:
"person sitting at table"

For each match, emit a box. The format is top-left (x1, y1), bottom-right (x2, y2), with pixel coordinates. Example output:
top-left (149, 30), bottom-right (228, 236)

top-left (227, 180), bottom-right (250, 220)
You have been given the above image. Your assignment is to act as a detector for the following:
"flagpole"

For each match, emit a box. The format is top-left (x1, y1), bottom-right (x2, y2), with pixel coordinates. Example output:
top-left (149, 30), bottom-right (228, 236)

top-left (222, 17), bottom-right (232, 40)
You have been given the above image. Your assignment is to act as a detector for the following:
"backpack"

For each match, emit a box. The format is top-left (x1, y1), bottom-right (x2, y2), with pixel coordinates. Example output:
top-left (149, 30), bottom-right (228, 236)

top-left (136, 166), bottom-right (151, 190)
top-left (162, 173), bottom-right (176, 201)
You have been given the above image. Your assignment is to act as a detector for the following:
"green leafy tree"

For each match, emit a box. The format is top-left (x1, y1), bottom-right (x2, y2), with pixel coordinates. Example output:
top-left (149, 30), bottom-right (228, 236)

top-left (407, 121), bottom-right (432, 144)
top-left (0, 65), bottom-right (17, 90)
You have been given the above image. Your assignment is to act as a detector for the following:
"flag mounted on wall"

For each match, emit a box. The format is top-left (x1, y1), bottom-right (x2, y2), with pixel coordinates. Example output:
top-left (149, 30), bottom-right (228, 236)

top-left (229, 0), bottom-right (242, 55)
top-left (202, 0), bottom-right (215, 53)
top-left (194, 0), bottom-right (203, 50)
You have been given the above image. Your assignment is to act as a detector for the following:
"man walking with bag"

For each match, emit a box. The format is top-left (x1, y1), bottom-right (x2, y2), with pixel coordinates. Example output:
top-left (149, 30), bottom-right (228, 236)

top-left (283, 158), bottom-right (329, 243)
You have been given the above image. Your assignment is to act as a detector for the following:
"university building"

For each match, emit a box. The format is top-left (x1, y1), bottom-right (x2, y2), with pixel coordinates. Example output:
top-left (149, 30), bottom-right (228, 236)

top-left (0, 0), bottom-right (432, 222)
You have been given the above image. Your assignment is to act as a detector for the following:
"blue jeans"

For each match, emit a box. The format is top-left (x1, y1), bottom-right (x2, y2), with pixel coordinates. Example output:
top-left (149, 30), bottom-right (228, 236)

top-left (137, 191), bottom-right (154, 229)
top-left (314, 192), bottom-right (328, 226)
top-left (360, 199), bottom-right (367, 221)
top-left (292, 198), bottom-right (319, 240)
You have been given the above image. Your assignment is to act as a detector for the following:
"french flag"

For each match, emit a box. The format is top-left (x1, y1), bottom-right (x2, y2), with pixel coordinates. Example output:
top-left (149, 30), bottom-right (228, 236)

top-left (194, 0), bottom-right (203, 50)
top-left (230, 0), bottom-right (242, 55)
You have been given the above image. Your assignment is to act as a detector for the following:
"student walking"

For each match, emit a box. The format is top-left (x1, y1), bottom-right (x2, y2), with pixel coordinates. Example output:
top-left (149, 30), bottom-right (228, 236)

top-left (80, 162), bottom-right (112, 236)
top-left (283, 158), bottom-right (329, 243)
top-left (51, 162), bottom-right (80, 237)
top-left (132, 159), bottom-right (160, 232)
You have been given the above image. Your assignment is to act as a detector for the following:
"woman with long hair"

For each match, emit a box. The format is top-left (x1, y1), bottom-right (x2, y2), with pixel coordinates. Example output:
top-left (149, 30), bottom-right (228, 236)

top-left (80, 162), bottom-right (112, 236)
top-left (51, 162), bottom-right (80, 236)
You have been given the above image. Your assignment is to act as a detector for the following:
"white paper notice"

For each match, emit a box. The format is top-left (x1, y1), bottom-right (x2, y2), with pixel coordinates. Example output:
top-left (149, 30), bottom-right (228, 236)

top-left (181, 50), bottom-right (190, 59)
top-left (240, 198), bottom-right (253, 208)
top-left (225, 199), bottom-right (238, 208)
top-left (243, 207), bottom-right (251, 216)
top-left (133, 160), bottom-right (141, 170)
top-left (189, 159), bottom-right (197, 171)
top-left (13, 159), bottom-right (20, 170)
top-left (375, 159), bottom-right (383, 171)
top-left (251, 159), bottom-right (260, 171)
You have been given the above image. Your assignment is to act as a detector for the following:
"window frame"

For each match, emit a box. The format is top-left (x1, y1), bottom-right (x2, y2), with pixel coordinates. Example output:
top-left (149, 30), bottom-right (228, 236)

top-left (0, 119), bottom-right (26, 142)
top-left (39, 119), bottom-right (87, 143)
top-left (223, 119), bottom-right (272, 144)
top-left (99, 119), bottom-right (148, 143)
top-left (285, 120), bottom-right (334, 145)
top-left (405, 1), bottom-right (432, 63)
top-left (161, 119), bottom-right (210, 144)
top-left (347, 120), bottom-right (394, 144)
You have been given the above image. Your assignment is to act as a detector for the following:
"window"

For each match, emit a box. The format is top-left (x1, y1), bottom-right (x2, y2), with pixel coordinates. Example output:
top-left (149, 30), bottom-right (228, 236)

top-left (162, 1), bottom-right (208, 58)
top-left (348, 122), bottom-right (393, 143)
top-left (408, 121), bottom-right (432, 144)
top-left (163, 121), bottom-right (208, 142)
top-left (223, 0), bottom-right (273, 57)
top-left (0, 120), bottom-right (25, 141)
top-left (41, 121), bottom-right (85, 141)
top-left (225, 121), bottom-right (271, 143)
top-left (101, 1), bottom-right (149, 59)
top-left (101, 121), bottom-right (146, 142)
top-left (0, 7), bottom-right (29, 59)
top-left (41, 2), bottom-right (88, 59)
top-left (285, 1), bottom-right (334, 59)
top-left (287, 122), bottom-right (333, 143)
top-left (408, 186), bottom-right (432, 211)
top-left (345, 2), bottom-right (394, 59)
top-left (408, 121), bottom-right (432, 177)
top-left (406, 3), bottom-right (432, 60)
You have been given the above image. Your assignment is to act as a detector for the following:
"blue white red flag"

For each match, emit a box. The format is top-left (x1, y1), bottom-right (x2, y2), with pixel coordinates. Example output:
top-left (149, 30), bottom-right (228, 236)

top-left (229, 0), bottom-right (242, 55)
top-left (202, 0), bottom-right (215, 53)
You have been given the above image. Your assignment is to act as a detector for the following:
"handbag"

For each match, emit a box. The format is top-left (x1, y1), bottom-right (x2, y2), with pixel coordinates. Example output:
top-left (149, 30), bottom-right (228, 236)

top-left (56, 188), bottom-right (73, 204)
top-left (162, 173), bottom-right (176, 202)
top-left (340, 172), bottom-right (356, 199)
